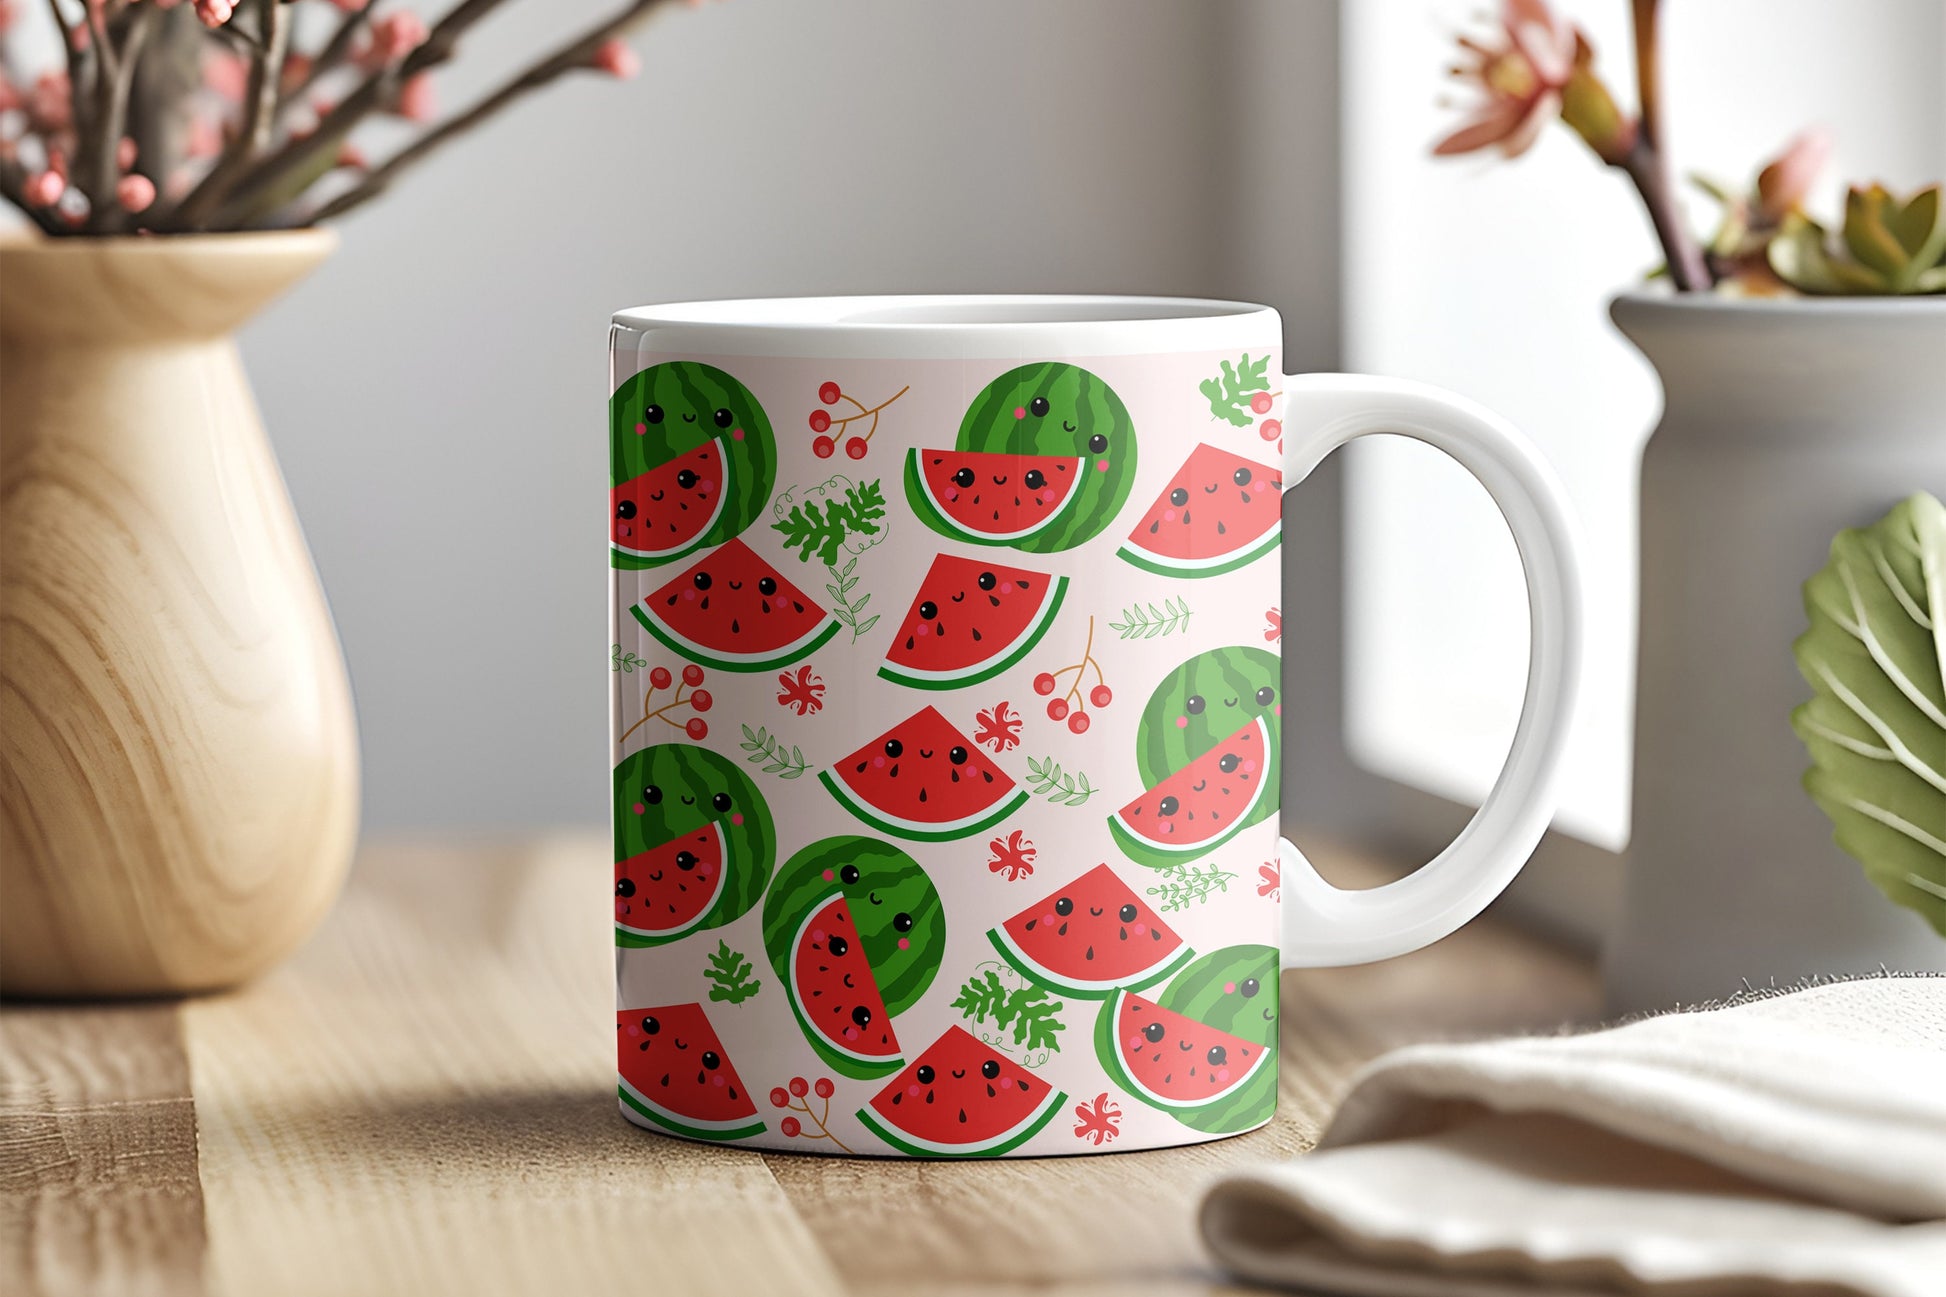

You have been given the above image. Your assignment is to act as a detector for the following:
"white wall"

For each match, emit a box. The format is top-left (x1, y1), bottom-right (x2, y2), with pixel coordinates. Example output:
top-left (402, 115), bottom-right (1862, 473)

top-left (1342, 0), bottom-right (1946, 852)
top-left (233, 0), bottom-right (1341, 829)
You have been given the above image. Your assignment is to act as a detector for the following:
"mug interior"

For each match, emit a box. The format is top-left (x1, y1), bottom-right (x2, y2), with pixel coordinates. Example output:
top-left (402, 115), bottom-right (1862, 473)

top-left (611, 295), bottom-right (1280, 359)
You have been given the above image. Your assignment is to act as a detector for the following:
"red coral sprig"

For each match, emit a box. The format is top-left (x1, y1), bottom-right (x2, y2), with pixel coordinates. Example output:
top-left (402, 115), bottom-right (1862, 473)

top-left (1072, 1092), bottom-right (1122, 1146)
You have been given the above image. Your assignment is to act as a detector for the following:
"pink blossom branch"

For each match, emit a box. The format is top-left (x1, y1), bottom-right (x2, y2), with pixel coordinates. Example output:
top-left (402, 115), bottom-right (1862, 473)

top-left (0, 155), bottom-right (66, 233)
top-left (194, 0), bottom-right (517, 229)
top-left (307, 0), bottom-right (672, 224)
top-left (83, 3), bottom-right (161, 231)
top-left (46, 0), bottom-right (94, 146)
top-left (1628, 0), bottom-right (1710, 289)
top-left (281, 0), bottom-right (384, 112)
top-left (168, 0), bottom-right (290, 230)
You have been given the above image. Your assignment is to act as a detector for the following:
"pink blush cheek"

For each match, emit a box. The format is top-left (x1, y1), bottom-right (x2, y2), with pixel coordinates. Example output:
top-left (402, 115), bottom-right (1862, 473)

top-left (712, 1074), bottom-right (726, 1087)
top-left (1175, 716), bottom-right (1188, 729)
top-left (897, 937), bottom-right (910, 950)
top-left (732, 428), bottom-right (745, 441)
top-left (632, 803), bottom-right (645, 815)
top-left (1095, 460), bottom-right (1109, 472)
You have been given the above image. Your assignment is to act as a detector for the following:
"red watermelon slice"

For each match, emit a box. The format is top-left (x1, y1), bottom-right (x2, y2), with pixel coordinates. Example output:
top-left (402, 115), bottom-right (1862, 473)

top-left (617, 1003), bottom-right (766, 1140)
top-left (614, 823), bottom-right (726, 943)
top-left (906, 448), bottom-right (1085, 544)
top-left (612, 439), bottom-right (727, 563)
top-left (819, 706), bottom-right (1028, 841)
top-left (630, 538), bottom-right (841, 672)
top-left (1108, 718), bottom-right (1273, 863)
top-left (786, 893), bottom-right (902, 1075)
top-left (856, 1025), bottom-right (1066, 1157)
top-left (987, 863), bottom-right (1193, 998)
top-left (1118, 444), bottom-right (1282, 577)
top-left (879, 553), bottom-right (1068, 690)
top-left (1100, 990), bottom-right (1270, 1111)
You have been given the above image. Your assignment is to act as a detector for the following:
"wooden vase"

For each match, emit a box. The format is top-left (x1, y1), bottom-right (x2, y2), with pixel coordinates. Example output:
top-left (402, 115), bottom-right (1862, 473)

top-left (1, 231), bottom-right (359, 997)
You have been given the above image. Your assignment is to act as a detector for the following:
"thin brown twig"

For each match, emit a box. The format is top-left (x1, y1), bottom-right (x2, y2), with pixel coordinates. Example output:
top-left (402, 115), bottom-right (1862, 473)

top-left (199, 0), bottom-right (516, 228)
top-left (306, 0), bottom-right (671, 224)
top-left (1627, 0), bottom-right (1709, 290)
top-left (167, 0), bottom-right (290, 230)
top-left (83, 2), bottom-right (160, 231)
top-left (45, 0), bottom-right (94, 158)
top-left (281, 0), bottom-right (385, 113)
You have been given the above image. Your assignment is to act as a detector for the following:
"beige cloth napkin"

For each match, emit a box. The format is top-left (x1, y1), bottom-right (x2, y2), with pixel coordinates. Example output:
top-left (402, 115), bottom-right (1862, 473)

top-left (1201, 977), bottom-right (1946, 1297)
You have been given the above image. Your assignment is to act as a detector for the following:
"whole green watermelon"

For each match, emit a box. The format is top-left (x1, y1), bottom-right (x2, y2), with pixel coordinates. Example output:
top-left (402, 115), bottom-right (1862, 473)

top-left (610, 361), bottom-right (776, 570)
top-left (1092, 944), bottom-right (1279, 1136)
top-left (613, 744), bottom-right (774, 947)
top-left (917, 362), bottom-right (1137, 552)
top-left (761, 835), bottom-right (945, 1013)
top-left (1135, 645), bottom-right (1282, 793)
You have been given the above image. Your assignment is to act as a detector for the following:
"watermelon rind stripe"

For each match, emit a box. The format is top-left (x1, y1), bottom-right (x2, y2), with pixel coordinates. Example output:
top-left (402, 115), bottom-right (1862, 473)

top-left (1107, 716), bottom-right (1274, 864)
top-left (854, 1086), bottom-right (1066, 1158)
top-left (904, 448), bottom-right (1084, 545)
top-left (614, 821), bottom-right (728, 946)
top-left (618, 1079), bottom-right (767, 1141)
top-left (1094, 989), bottom-right (1272, 1114)
top-left (818, 769), bottom-right (1029, 843)
top-left (985, 924), bottom-right (1194, 1000)
top-left (1115, 525), bottom-right (1282, 579)
top-left (877, 576), bottom-right (1069, 691)
top-left (781, 890), bottom-right (905, 1079)
top-left (611, 437), bottom-right (731, 564)
top-left (629, 600), bottom-right (842, 673)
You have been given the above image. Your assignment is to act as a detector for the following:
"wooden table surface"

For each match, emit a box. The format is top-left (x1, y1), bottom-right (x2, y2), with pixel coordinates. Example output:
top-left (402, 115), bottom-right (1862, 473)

top-left (2, 836), bottom-right (1600, 1297)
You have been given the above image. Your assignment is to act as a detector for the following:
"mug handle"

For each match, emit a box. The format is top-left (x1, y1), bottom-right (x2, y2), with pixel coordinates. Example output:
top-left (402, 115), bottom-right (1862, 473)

top-left (1275, 373), bottom-right (1584, 968)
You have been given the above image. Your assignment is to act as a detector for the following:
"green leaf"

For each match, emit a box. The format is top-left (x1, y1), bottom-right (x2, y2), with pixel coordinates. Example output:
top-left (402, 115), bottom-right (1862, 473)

top-left (703, 939), bottom-right (763, 1003)
top-left (1200, 354), bottom-right (1271, 426)
top-left (1792, 493), bottom-right (1946, 936)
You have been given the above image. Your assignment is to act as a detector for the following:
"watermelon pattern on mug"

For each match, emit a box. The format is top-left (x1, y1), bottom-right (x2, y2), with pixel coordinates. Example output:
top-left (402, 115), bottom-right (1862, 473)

top-left (612, 361), bottom-right (777, 569)
top-left (986, 862), bottom-right (1194, 998)
top-left (906, 363), bottom-right (1138, 552)
top-left (856, 1025), bottom-right (1067, 1157)
top-left (760, 836), bottom-right (946, 1080)
top-left (821, 706), bottom-right (1028, 841)
top-left (1109, 645), bottom-right (1282, 866)
top-left (615, 744), bottom-right (775, 947)
top-left (879, 553), bottom-right (1069, 690)
top-left (631, 537), bottom-right (842, 673)
top-left (1119, 443), bottom-right (1283, 577)
top-left (613, 345), bottom-right (1293, 1157)
top-left (1094, 944), bottom-right (1279, 1135)
top-left (617, 1003), bottom-right (768, 1140)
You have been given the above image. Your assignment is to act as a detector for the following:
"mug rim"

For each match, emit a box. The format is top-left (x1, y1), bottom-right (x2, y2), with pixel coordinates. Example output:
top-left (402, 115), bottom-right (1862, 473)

top-left (611, 294), bottom-right (1282, 359)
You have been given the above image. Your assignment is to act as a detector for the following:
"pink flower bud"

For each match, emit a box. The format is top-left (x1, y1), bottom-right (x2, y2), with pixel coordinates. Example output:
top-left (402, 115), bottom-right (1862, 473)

top-left (369, 11), bottom-right (428, 63)
top-left (23, 170), bottom-right (65, 207)
top-left (204, 50), bottom-right (247, 102)
top-left (117, 136), bottom-right (138, 169)
top-left (328, 0), bottom-right (371, 10)
top-left (0, 73), bottom-right (19, 115)
top-left (590, 40), bottom-right (640, 79)
top-left (194, 0), bottom-right (236, 28)
top-left (117, 173), bottom-right (156, 213)
top-left (29, 71), bottom-right (72, 131)
top-left (336, 141), bottom-right (369, 171)
top-left (394, 71), bottom-right (434, 122)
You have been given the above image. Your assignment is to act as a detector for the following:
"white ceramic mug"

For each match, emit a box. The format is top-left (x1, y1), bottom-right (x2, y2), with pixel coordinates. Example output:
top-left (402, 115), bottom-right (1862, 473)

top-left (609, 296), bottom-right (1581, 1156)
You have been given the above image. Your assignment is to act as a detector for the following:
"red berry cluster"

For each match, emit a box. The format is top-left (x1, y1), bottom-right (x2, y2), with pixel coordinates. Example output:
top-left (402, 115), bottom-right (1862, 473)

top-left (620, 662), bottom-right (713, 744)
top-left (1248, 389), bottom-right (1282, 445)
top-left (808, 380), bottom-right (909, 460)
top-left (768, 1075), bottom-right (849, 1149)
top-left (1033, 615), bottom-right (1111, 735)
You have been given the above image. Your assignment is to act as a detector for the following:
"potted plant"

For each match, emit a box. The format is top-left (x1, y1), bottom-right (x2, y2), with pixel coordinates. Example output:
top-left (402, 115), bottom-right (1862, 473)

top-left (0, 0), bottom-right (710, 997)
top-left (1432, 0), bottom-right (1946, 1010)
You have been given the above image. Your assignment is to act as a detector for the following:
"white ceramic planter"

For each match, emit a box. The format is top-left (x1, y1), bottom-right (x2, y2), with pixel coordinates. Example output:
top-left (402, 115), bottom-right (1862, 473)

top-left (1604, 293), bottom-right (1946, 1014)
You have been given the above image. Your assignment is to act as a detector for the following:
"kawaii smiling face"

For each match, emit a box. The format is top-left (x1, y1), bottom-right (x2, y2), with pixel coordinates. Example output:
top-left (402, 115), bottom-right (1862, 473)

top-left (950, 362), bottom-right (1138, 551)
top-left (1134, 645), bottom-right (1283, 787)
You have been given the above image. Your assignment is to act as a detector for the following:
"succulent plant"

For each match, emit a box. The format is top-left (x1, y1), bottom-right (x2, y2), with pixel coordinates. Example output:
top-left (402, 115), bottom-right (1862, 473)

top-left (1792, 493), bottom-right (1946, 938)
top-left (1770, 184), bottom-right (1946, 296)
